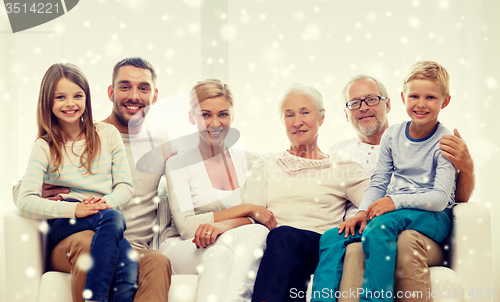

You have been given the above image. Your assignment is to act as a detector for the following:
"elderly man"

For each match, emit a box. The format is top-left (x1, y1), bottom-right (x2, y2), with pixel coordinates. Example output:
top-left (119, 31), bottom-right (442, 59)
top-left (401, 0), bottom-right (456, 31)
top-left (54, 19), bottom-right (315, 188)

top-left (335, 75), bottom-right (475, 302)
top-left (14, 57), bottom-right (172, 302)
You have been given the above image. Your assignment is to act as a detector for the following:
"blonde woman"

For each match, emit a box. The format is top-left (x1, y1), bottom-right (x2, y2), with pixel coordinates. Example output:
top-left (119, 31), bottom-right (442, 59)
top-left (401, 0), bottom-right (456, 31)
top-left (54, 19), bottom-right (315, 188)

top-left (160, 79), bottom-right (276, 302)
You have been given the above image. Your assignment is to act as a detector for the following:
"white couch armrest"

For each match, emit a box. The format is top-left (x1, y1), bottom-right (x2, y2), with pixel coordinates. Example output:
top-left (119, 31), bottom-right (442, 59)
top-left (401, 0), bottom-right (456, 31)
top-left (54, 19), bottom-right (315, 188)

top-left (448, 203), bottom-right (492, 302)
top-left (4, 209), bottom-right (47, 302)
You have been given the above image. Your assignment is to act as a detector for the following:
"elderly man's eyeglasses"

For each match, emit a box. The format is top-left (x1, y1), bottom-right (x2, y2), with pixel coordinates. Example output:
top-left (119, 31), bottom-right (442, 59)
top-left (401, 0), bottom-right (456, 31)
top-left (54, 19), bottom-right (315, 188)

top-left (346, 96), bottom-right (388, 110)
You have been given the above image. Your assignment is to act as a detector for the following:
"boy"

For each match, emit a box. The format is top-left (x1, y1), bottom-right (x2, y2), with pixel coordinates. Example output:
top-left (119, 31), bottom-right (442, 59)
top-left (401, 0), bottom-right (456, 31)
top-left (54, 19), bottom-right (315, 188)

top-left (311, 61), bottom-right (457, 302)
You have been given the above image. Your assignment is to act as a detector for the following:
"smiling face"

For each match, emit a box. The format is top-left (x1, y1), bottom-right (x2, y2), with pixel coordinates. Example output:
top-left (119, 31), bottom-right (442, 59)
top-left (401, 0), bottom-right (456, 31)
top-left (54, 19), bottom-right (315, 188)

top-left (402, 79), bottom-right (450, 137)
top-left (189, 96), bottom-right (234, 147)
top-left (51, 78), bottom-right (86, 128)
top-left (282, 93), bottom-right (325, 148)
top-left (344, 78), bottom-right (390, 144)
top-left (107, 65), bottom-right (158, 134)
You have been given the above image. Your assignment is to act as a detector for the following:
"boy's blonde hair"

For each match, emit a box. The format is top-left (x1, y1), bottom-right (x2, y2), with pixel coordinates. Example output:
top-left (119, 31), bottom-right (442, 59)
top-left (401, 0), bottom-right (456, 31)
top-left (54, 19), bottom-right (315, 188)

top-left (403, 61), bottom-right (450, 96)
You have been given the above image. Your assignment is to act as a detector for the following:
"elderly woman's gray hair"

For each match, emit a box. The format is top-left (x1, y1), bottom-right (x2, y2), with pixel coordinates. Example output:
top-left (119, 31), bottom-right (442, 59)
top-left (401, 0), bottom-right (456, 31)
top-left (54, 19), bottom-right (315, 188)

top-left (278, 83), bottom-right (325, 122)
top-left (341, 75), bottom-right (389, 106)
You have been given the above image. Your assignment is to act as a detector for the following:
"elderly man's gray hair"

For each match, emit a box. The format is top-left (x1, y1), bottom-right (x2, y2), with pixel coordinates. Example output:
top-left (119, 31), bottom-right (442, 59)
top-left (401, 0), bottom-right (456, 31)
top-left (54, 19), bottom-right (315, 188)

top-left (341, 75), bottom-right (389, 106)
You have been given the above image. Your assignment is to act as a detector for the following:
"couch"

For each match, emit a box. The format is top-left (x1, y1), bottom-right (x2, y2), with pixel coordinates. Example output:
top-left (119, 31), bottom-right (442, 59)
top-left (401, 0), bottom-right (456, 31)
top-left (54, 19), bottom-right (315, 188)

top-left (4, 202), bottom-right (492, 302)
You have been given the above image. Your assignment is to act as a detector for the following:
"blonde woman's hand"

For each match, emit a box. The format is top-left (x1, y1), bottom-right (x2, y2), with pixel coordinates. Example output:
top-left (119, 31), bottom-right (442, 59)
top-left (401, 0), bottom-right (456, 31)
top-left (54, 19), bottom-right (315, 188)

top-left (338, 211), bottom-right (367, 238)
top-left (192, 222), bottom-right (230, 249)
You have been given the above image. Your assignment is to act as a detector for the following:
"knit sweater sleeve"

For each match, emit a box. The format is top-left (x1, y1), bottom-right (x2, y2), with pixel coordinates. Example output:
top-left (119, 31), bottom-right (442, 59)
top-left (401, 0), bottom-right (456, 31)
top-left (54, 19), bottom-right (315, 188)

top-left (17, 139), bottom-right (78, 219)
top-left (99, 124), bottom-right (134, 209)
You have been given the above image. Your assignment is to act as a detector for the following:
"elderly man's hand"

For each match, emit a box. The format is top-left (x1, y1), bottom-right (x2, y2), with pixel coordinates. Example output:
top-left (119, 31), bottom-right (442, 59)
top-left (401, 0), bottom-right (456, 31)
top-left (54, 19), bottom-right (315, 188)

top-left (440, 129), bottom-right (474, 173)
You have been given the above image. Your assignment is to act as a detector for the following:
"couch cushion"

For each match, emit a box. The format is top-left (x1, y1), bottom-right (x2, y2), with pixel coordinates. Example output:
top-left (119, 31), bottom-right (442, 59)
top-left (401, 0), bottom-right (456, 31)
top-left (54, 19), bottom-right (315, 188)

top-left (169, 275), bottom-right (198, 302)
top-left (38, 272), bottom-right (72, 302)
top-left (36, 271), bottom-right (199, 302)
top-left (430, 266), bottom-right (462, 302)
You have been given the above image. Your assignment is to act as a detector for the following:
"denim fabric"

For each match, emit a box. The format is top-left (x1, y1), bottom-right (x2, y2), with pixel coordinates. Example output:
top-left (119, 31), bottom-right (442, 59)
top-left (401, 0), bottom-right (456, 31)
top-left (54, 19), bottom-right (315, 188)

top-left (49, 208), bottom-right (138, 302)
top-left (311, 209), bottom-right (451, 302)
top-left (252, 226), bottom-right (322, 302)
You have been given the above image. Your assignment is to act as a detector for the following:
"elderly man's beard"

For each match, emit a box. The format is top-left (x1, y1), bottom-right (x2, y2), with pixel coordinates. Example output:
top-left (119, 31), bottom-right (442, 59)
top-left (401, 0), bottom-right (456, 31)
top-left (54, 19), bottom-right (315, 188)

top-left (354, 117), bottom-right (385, 138)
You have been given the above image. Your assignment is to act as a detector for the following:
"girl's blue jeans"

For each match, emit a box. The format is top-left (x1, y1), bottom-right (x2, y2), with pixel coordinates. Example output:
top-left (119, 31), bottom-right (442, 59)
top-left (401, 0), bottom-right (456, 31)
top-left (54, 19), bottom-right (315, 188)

top-left (49, 208), bottom-right (138, 302)
top-left (311, 209), bottom-right (451, 302)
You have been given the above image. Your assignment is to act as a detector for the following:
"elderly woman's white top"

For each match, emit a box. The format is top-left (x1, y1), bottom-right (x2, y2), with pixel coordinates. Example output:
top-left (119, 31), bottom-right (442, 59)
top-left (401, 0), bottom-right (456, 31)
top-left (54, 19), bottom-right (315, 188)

top-left (265, 150), bottom-right (370, 234)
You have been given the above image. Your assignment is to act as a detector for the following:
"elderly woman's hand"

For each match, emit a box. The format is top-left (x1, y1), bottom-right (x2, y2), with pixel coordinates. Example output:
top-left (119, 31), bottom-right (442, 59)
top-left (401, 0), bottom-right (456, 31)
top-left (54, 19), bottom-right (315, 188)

top-left (246, 204), bottom-right (277, 230)
top-left (338, 211), bottom-right (367, 238)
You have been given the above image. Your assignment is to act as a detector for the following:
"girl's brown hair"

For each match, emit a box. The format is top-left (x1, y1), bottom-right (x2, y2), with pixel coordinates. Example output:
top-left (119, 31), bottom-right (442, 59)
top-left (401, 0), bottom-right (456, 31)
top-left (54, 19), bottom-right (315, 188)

top-left (37, 63), bottom-right (100, 174)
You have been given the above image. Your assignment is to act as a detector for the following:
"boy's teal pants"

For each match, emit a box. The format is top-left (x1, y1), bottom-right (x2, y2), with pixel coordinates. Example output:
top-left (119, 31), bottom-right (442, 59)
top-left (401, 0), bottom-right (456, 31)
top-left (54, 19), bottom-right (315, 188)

top-left (311, 208), bottom-right (451, 302)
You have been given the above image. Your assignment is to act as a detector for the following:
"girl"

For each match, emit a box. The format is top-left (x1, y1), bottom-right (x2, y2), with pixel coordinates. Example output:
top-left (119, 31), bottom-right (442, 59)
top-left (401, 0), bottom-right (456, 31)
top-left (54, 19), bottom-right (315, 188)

top-left (17, 63), bottom-right (136, 302)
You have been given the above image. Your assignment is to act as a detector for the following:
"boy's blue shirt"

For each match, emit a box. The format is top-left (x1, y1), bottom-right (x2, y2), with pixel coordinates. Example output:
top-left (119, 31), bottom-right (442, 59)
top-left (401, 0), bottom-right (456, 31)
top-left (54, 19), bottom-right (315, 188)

top-left (358, 121), bottom-right (457, 212)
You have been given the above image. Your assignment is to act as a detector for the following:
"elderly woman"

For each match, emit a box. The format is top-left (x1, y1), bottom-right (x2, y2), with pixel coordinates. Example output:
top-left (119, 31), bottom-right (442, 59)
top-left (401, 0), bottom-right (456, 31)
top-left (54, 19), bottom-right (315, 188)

top-left (160, 79), bottom-right (276, 302)
top-left (251, 84), bottom-right (370, 302)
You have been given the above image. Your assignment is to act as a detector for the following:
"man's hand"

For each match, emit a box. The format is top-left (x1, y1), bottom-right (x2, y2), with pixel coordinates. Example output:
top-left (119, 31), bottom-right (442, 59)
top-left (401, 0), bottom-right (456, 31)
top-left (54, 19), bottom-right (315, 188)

top-left (338, 211), bottom-right (367, 238)
top-left (246, 204), bottom-right (277, 230)
top-left (366, 197), bottom-right (395, 220)
top-left (75, 202), bottom-right (110, 218)
top-left (440, 128), bottom-right (474, 173)
top-left (41, 183), bottom-right (70, 200)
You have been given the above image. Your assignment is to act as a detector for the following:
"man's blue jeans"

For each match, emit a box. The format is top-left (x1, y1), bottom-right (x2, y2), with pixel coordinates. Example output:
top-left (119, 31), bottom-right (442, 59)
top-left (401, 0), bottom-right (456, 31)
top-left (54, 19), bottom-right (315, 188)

top-left (49, 208), bottom-right (138, 302)
top-left (311, 209), bottom-right (451, 302)
top-left (252, 226), bottom-right (322, 302)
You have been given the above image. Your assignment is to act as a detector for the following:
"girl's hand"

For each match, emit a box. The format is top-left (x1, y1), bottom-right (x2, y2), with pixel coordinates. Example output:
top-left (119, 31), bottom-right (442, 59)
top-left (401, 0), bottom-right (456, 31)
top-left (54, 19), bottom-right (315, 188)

top-left (75, 202), bottom-right (110, 218)
top-left (83, 196), bottom-right (102, 204)
top-left (246, 204), bottom-right (277, 230)
top-left (192, 222), bottom-right (230, 249)
top-left (366, 197), bottom-right (395, 220)
top-left (338, 211), bottom-right (367, 238)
